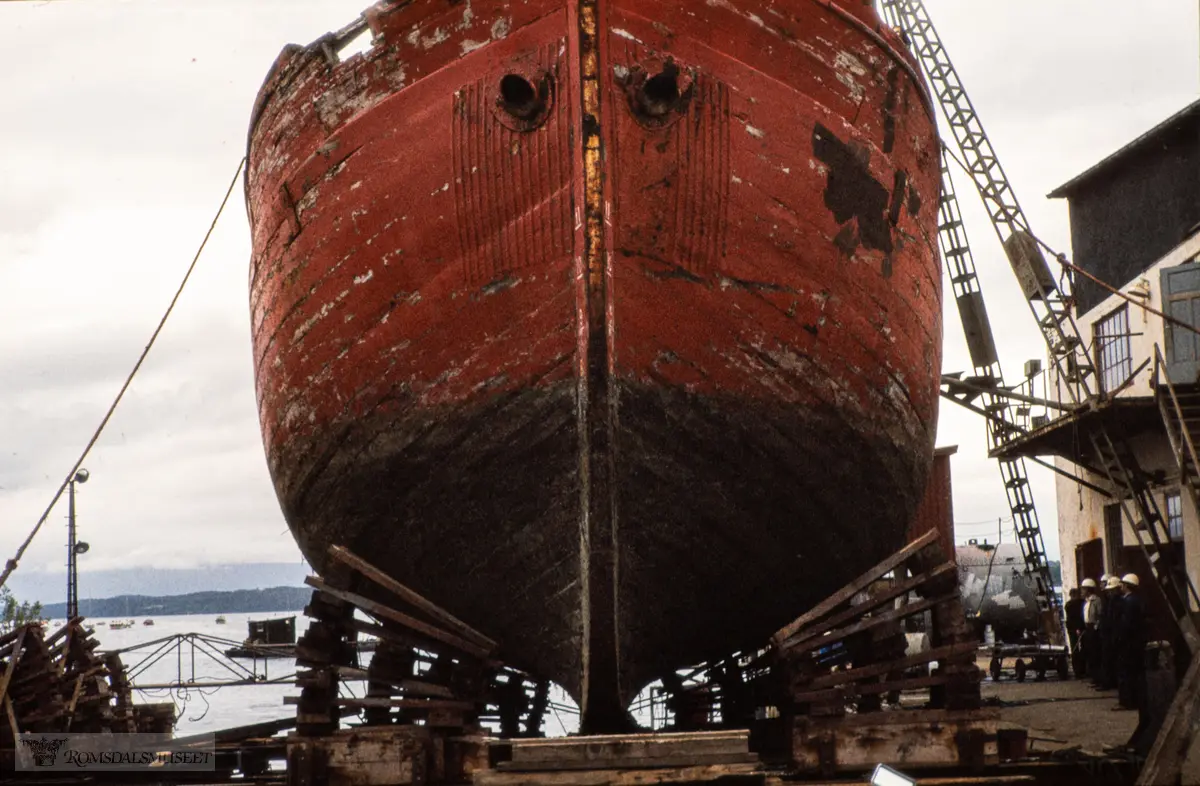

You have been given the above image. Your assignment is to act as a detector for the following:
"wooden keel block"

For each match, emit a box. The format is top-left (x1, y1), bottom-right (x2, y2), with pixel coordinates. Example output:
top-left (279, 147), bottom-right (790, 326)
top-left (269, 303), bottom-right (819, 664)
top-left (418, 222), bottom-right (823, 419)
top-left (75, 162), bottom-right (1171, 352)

top-left (287, 726), bottom-right (431, 786)
top-left (791, 717), bottom-right (1001, 774)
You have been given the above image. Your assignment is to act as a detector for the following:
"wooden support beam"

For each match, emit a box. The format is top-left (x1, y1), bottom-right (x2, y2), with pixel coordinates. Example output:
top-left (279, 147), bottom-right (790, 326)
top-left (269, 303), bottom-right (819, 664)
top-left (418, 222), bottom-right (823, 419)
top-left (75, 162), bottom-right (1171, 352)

top-left (780, 596), bottom-right (942, 655)
top-left (474, 763), bottom-right (761, 785)
top-left (799, 641), bottom-right (980, 691)
top-left (304, 576), bottom-right (491, 659)
top-left (0, 628), bottom-right (26, 705)
top-left (324, 665), bottom-right (455, 698)
top-left (774, 530), bottom-right (941, 644)
top-left (1137, 652), bottom-right (1200, 786)
top-left (792, 671), bottom-right (969, 704)
top-left (328, 545), bottom-right (497, 650)
top-left (782, 563), bottom-right (956, 650)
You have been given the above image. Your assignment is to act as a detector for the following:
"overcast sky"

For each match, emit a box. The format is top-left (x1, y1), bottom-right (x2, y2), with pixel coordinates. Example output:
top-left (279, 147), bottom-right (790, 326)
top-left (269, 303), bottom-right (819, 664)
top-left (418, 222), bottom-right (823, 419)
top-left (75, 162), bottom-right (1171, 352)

top-left (1, 0), bottom-right (1197, 594)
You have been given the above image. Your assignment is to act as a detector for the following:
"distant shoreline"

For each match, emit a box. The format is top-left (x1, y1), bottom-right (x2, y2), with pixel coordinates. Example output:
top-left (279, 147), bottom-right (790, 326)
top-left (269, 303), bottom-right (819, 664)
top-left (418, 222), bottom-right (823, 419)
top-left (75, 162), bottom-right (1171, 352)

top-left (41, 586), bottom-right (312, 618)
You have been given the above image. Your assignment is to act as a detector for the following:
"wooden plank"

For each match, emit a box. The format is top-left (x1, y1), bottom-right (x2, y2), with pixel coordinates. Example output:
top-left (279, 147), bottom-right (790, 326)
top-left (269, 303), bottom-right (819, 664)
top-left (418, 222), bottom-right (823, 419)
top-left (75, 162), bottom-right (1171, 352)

top-left (0, 628), bottom-right (26, 706)
top-left (774, 530), bottom-right (940, 644)
top-left (796, 707), bottom-right (997, 729)
top-left (512, 731), bottom-right (748, 748)
top-left (1137, 652), bottom-right (1200, 786)
top-left (328, 545), bottom-right (497, 650)
top-left (800, 641), bottom-right (981, 691)
top-left (473, 763), bottom-right (762, 786)
top-left (792, 672), bottom-right (970, 705)
top-left (509, 731), bottom-right (749, 765)
top-left (792, 717), bottom-right (999, 773)
top-left (305, 576), bottom-right (490, 658)
top-left (63, 676), bottom-right (84, 732)
top-left (781, 564), bottom-right (956, 652)
top-left (497, 754), bottom-right (760, 771)
top-left (781, 596), bottom-right (942, 656)
top-left (5, 697), bottom-right (23, 768)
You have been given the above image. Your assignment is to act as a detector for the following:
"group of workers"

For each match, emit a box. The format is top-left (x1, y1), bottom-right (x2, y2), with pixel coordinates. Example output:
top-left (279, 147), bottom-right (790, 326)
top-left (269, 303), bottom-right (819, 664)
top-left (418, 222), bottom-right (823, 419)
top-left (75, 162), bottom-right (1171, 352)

top-left (1064, 573), bottom-right (1147, 712)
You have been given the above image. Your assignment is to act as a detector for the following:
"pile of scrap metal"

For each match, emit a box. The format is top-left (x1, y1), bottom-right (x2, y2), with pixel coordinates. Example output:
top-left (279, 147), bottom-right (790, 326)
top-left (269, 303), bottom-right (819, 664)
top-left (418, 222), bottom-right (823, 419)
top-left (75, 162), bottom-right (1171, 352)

top-left (0, 618), bottom-right (175, 768)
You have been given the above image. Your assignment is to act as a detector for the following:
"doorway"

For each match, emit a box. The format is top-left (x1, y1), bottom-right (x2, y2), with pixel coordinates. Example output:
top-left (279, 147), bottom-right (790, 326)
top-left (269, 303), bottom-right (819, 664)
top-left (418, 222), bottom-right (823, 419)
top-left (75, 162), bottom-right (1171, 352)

top-left (1075, 538), bottom-right (1105, 585)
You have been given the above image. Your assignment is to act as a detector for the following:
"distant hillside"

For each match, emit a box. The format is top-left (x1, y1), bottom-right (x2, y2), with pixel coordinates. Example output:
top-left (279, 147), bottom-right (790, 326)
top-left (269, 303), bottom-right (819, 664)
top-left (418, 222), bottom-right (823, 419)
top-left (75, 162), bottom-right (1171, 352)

top-left (41, 586), bottom-right (310, 618)
top-left (9, 563), bottom-right (311, 606)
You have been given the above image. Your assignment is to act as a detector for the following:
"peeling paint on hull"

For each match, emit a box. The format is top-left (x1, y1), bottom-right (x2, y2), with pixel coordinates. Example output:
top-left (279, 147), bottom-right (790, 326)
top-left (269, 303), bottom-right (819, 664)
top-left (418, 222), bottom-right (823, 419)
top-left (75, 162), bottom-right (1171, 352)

top-left (246, 0), bottom-right (942, 730)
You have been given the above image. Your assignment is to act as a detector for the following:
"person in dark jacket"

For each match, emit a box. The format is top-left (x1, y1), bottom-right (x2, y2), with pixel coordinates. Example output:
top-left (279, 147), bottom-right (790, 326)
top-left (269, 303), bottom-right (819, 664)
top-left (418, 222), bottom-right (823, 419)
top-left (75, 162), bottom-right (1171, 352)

top-left (1113, 573), bottom-right (1147, 712)
top-left (1065, 587), bottom-right (1085, 678)
top-left (1098, 575), bottom-right (1122, 690)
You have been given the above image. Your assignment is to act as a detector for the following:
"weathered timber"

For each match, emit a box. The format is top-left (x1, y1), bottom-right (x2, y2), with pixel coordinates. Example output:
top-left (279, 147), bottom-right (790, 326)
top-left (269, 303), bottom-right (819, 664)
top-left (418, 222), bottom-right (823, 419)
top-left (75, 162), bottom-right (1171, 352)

top-left (288, 725), bottom-right (431, 786)
top-left (496, 754), bottom-right (760, 771)
top-left (0, 628), bottom-right (26, 704)
top-left (305, 576), bottom-right (490, 658)
top-left (781, 595), bottom-right (942, 655)
top-left (792, 671), bottom-right (976, 705)
top-left (507, 730), bottom-right (749, 766)
top-left (798, 641), bottom-right (980, 690)
top-left (1137, 651), bottom-right (1200, 786)
top-left (774, 530), bottom-right (941, 644)
top-left (474, 763), bottom-right (764, 786)
top-left (781, 562), bottom-right (957, 649)
top-left (792, 716), bottom-right (1001, 773)
top-left (808, 708), bottom-right (998, 729)
top-left (328, 545), bottom-right (498, 650)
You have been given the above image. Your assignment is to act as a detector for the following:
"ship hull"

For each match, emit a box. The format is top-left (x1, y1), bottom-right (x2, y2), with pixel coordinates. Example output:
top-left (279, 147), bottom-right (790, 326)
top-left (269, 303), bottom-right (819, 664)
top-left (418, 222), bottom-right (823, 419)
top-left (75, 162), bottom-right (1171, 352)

top-left (247, 0), bottom-right (942, 729)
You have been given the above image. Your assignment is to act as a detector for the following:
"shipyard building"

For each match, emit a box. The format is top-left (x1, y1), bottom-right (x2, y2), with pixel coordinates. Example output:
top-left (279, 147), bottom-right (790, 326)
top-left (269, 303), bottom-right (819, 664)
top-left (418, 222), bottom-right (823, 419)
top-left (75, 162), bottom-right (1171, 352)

top-left (994, 98), bottom-right (1200, 642)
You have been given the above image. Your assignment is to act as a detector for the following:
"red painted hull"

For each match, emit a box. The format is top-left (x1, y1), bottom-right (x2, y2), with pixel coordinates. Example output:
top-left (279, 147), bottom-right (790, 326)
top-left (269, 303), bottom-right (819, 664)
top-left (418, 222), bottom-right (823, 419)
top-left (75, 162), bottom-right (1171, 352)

top-left (246, 0), bottom-right (942, 729)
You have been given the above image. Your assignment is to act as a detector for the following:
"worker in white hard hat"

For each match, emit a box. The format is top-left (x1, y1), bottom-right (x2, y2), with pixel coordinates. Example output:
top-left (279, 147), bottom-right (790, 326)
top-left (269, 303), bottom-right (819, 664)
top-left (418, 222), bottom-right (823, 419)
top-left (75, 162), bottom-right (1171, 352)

top-left (1080, 578), bottom-right (1103, 683)
top-left (1113, 573), bottom-right (1147, 712)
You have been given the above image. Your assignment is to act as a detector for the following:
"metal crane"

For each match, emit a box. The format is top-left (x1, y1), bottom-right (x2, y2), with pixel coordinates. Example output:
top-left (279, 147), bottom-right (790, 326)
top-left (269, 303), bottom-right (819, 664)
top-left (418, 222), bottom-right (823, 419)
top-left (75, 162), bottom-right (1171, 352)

top-left (879, 0), bottom-right (1200, 652)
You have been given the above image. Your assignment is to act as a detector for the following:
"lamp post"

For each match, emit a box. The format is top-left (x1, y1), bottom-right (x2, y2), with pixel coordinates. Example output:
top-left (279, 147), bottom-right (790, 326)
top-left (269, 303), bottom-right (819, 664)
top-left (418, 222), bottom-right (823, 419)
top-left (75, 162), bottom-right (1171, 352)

top-left (67, 468), bottom-right (90, 620)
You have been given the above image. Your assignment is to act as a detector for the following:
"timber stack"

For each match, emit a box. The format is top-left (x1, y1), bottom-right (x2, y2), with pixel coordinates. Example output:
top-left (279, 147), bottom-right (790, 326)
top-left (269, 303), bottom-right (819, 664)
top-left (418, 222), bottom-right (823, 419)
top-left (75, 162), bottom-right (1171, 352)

top-left (770, 529), bottom-right (1001, 775)
top-left (282, 535), bottom-right (1048, 786)
top-left (287, 545), bottom-right (500, 784)
top-left (0, 619), bottom-right (175, 768)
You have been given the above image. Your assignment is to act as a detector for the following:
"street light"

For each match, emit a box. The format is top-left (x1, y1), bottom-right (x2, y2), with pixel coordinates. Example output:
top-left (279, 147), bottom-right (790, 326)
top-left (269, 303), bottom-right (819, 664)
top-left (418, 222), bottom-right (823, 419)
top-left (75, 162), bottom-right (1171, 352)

top-left (67, 468), bottom-right (89, 620)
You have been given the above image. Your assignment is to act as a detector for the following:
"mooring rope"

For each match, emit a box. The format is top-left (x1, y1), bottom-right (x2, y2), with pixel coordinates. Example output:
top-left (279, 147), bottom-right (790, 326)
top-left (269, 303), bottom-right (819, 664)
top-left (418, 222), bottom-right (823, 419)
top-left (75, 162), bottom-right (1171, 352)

top-left (0, 157), bottom-right (247, 590)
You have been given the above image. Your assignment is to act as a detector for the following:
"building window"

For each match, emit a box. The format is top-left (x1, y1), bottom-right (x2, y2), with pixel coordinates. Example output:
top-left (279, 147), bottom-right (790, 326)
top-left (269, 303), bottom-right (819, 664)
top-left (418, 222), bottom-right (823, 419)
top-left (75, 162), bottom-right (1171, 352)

top-left (1167, 490), bottom-right (1184, 542)
top-left (1095, 305), bottom-right (1133, 394)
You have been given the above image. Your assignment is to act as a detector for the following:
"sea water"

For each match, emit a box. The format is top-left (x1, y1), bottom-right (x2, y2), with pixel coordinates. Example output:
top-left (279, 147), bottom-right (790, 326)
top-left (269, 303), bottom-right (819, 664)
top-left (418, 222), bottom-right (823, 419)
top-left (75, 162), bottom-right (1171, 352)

top-left (72, 611), bottom-right (579, 737)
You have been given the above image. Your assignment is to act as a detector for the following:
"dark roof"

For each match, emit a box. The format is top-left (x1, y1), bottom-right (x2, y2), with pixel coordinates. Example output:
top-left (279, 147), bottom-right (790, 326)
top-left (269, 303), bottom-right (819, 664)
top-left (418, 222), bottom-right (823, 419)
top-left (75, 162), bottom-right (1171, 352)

top-left (1048, 98), bottom-right (1200, 199)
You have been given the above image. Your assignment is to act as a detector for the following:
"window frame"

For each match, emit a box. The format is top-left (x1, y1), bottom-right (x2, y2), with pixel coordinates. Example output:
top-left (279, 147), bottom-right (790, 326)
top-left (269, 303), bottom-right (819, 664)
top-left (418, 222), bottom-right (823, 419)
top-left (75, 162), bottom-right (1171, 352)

top-left (1167, 489), bottom-right (1185, 542)
top-left (1094, 304), bottom-right (1133, 394)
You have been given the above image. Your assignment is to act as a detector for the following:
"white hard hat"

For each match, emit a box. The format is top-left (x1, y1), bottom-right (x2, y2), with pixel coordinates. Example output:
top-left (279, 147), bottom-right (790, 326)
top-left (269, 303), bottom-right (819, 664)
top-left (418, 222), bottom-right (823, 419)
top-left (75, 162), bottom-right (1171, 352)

top-left (1122, 573), bottom-right (1140, 587)
top-left (1100, 574), bottom-right (1111, 583)
top-left (1106, 576), bottom-right (1123, 590)
top-left (1081, 578), bottom-right (1097, 588)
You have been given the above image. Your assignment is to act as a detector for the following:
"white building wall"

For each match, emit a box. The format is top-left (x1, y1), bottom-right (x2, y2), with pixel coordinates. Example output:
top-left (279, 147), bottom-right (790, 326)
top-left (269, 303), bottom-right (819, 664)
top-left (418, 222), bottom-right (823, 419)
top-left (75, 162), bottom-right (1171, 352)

top-left (1053, 232), bottom-right (1200, 597)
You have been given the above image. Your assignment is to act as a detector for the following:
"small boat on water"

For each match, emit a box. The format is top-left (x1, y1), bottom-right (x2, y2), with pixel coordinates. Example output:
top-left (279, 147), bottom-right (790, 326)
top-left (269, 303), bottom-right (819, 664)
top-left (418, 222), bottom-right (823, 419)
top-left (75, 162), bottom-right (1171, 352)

top-left (143, 619), bottom-right (155, 626)
top-left (215, 616), bottom-right (227, 625)
top-left (109, 620), bottom-right (133, 630)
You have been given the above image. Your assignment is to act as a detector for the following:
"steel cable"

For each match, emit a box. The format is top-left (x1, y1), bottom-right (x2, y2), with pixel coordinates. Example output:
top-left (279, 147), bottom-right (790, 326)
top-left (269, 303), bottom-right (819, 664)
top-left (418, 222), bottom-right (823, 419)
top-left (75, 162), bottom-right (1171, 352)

top-left (0, 157), bottom-right (247, 590)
